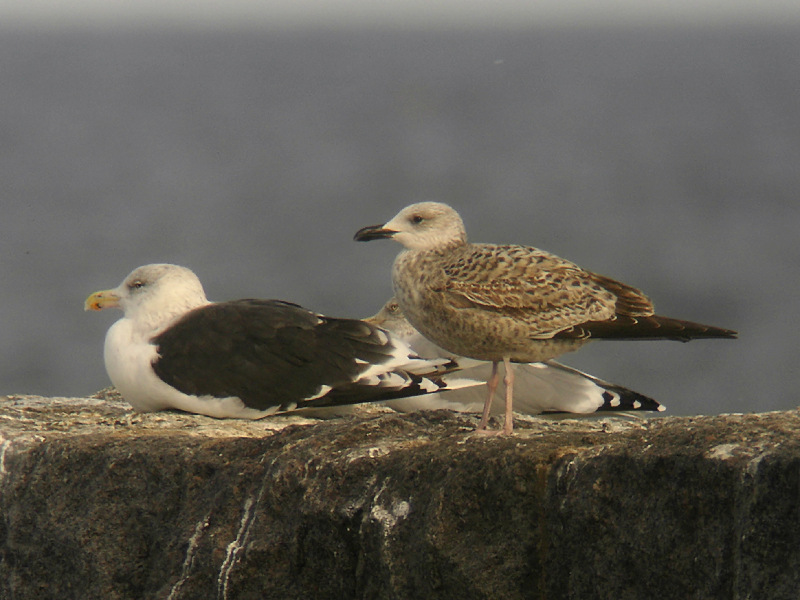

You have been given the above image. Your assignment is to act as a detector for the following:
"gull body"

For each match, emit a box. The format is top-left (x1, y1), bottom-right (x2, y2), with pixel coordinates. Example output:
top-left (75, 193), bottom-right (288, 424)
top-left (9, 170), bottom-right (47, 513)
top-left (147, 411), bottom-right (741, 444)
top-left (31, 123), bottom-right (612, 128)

top-left (367, 298), bottom-right (664, 417)
top-left (355, 202), bottom-right (737, 434)
top-left (86, 263), bottom-right (479, 419)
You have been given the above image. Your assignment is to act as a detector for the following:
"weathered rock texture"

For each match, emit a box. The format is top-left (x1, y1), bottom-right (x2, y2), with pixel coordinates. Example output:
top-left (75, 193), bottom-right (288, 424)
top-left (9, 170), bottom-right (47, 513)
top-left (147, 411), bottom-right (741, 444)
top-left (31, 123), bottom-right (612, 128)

top-left (1, 393), bottom-right (799, 599)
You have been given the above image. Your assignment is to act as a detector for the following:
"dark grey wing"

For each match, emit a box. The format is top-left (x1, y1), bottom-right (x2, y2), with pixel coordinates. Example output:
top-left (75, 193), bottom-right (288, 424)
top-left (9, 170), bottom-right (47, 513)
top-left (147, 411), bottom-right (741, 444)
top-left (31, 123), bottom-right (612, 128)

top-left (151, 299), bottom-right (467, 412)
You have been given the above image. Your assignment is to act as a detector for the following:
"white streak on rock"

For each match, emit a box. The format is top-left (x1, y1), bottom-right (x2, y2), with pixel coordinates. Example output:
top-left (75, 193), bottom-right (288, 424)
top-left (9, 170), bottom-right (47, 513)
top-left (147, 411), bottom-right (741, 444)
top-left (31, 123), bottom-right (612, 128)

top-left (217, 497), bottom-right (255, 599)
top-left (370, 499), bottom-right (412, 533)
top-left (167, 515), bottom-right (210, 600)
top-left (0, 435), bottom-right (11, 485)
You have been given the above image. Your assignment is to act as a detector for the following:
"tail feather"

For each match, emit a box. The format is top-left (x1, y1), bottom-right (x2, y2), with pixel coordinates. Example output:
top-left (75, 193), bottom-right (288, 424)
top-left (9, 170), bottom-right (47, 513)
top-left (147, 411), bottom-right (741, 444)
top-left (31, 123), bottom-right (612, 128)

top-left (555, 314), bottom-right (738, 342)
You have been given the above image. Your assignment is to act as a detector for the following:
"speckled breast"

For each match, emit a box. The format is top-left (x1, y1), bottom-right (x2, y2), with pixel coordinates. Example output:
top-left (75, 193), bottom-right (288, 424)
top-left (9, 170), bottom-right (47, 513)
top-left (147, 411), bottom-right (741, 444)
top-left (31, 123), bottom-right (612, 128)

top-left (391, 249), bottom-right (589, 362)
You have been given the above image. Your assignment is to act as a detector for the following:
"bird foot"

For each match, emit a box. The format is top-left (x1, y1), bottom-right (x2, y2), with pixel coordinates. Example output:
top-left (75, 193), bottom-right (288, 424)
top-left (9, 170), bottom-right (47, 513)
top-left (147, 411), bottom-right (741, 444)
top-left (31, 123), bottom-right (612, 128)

top-left (473, 424), bottom-right (514, 436)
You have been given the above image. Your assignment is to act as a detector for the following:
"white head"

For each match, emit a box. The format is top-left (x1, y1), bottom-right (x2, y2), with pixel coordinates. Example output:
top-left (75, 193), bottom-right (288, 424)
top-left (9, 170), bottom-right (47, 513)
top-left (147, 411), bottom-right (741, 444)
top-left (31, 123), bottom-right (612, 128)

top-left (85, 263), bottom-right (210, 332)
top-left (365, 297), bottom-right (463, 361)
top-left (354, 202), bottom-right (468, 251)
top-left (365, 298), bottom-right (416, 339)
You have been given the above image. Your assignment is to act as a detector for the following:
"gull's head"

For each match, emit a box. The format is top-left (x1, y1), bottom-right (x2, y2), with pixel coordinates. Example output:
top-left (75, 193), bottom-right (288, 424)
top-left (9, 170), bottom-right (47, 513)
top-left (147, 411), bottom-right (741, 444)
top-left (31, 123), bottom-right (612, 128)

top-left (365, 298), bottom-right (417, 339)
top-left (354, 202), bottom-right (467, 251)
top-left (85, 263), bottom-right (210, 329)
top-left (365, 297), bottom-right (437, 352)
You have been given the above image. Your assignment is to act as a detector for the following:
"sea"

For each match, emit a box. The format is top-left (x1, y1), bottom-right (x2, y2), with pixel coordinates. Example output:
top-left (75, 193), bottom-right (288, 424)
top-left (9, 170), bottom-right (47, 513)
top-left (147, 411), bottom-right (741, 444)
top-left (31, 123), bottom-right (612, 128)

top-left (1, 25), bottom-right (798, 416)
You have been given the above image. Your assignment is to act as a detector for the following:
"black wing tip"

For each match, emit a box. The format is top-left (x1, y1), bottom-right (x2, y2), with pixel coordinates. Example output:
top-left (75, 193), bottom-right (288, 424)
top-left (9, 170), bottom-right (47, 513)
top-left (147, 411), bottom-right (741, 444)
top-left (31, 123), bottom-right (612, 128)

top-left (594, 389), bottom-right (664, 413)
top-left (671, 324), bottom-right (738, 342)
top-left (293, 372), bottom-right (473, 410)
top-left (557, 315), bottom-right (739, 342)
top-left (708, 327), bottom-right (738, 340)
top-left (654, 316), bottom-right (738, 340)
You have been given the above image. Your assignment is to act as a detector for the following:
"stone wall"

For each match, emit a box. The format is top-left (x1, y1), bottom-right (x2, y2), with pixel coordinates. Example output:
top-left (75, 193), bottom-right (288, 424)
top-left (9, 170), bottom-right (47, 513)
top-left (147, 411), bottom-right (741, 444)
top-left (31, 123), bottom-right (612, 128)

top-left (1, 394), bottom-right (798, 599)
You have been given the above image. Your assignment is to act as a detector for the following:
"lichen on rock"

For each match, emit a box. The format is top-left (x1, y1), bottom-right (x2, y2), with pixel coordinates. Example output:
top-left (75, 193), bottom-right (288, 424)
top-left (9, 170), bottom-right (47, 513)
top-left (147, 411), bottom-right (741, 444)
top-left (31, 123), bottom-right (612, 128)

top-left (0, 394), bottom-right (798, 599)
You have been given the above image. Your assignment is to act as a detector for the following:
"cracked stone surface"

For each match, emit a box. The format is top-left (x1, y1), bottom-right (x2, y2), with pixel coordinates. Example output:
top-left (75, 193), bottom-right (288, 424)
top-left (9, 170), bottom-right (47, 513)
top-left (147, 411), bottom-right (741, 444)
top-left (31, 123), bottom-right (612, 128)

top-left (1, 393), bottom-right (799, 599)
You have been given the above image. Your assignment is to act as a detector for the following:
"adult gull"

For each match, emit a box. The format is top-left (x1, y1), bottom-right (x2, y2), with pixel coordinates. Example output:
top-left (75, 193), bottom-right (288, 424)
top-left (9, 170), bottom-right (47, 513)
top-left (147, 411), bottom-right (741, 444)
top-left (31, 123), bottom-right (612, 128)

top-left (85, 263), bottom-right (479, 419)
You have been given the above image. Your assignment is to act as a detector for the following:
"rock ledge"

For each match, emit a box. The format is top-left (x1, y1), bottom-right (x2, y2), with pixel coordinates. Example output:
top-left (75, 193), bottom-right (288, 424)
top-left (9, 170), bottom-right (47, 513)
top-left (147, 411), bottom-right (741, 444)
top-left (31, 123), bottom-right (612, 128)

top-left (1, 394), bottom-right (798, 599)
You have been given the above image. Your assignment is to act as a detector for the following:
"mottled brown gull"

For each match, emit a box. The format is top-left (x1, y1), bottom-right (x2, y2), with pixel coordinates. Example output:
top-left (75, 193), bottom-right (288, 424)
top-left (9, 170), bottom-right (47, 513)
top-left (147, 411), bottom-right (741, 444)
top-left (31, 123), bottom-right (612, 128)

top-left (366, 298), bottom-right (664, 417)
top-left (354, 202), bottom-right (737, 434)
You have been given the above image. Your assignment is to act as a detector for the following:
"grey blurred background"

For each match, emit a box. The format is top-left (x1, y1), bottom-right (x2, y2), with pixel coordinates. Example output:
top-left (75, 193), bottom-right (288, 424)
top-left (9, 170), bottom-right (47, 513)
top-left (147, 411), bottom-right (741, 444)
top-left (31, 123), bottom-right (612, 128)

top-left (1, 1), bottom-right (798, 415)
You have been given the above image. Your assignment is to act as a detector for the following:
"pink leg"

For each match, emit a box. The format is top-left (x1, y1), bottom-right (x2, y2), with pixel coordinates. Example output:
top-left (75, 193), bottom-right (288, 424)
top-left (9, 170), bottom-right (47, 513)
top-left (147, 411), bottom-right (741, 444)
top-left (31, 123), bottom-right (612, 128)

top-left (501, 357), bottom-right (515, 435)
top-left (476, 361), bottom-right (500, 431)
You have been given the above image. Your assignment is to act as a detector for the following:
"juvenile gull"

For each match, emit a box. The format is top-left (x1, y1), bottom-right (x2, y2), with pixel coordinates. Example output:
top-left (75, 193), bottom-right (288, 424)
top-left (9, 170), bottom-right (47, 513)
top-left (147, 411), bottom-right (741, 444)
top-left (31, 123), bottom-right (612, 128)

top-left (85, 263), bottom-right (479, 419)
top-left (367, 298), bottom-right (664, 416)
top-left (354, 202), bottom-right (737, 434)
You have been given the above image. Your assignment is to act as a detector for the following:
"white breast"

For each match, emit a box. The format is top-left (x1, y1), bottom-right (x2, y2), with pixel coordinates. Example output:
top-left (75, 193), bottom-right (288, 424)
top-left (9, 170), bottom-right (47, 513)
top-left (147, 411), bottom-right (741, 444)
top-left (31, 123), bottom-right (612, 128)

top-left (103, 317), bottom-right (275, 418)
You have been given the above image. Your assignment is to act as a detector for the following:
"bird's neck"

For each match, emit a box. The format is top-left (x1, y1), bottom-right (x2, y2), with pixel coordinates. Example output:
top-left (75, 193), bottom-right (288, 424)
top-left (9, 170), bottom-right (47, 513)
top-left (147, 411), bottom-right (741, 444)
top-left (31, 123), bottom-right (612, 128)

top-left (130, 298), bottom-right (211, 338)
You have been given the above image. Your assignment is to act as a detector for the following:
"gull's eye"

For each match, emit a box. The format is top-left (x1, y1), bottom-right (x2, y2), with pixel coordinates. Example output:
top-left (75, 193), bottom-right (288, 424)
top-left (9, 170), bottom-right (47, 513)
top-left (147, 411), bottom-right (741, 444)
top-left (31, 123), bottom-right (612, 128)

top-left (411, 215), bottom-right (423, 224)
top-left (388, 301), bottom-right (399, 313)
top-left (129, 280), bottom-right (145, 290)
